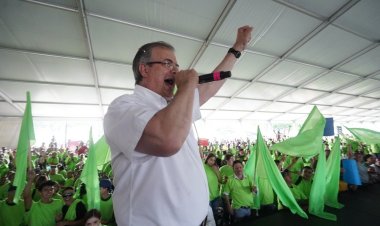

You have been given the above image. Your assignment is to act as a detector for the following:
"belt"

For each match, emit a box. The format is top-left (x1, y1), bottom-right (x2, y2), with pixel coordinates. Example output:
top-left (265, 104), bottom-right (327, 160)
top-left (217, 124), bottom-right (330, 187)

top-left (239, 206), bottom-right (251, 209)
top-left (199, 216), bottom-right (207, 226)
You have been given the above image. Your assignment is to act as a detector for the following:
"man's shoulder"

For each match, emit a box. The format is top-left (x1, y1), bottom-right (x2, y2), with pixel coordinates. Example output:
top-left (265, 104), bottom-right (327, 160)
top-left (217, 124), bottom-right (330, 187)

top-left (105, 94), bottom-right (138, 117)
top-left (110, 93), bottom-right (136, 106)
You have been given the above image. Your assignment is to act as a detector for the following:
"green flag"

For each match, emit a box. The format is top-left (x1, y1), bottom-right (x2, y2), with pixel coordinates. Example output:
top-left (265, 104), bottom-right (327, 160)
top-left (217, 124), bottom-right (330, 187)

top-left (13, 92), bottom-right (35, 203)
top-left (80, 128), bottom-right (100, 210)
top-left (309, 144), bottom-right (337, 221)
top-left (243, 144), bottom-right (260, 209)
top-left (325, 137), bottom-right (344, 209)
top-left (346, 127), bottom-right (380, 145)
top-left (271, 106), bottom-right (326, 158)
top-left (245, 127), bottom-right (308, 218)
top-left (95, 135), bottom-right (111, 170)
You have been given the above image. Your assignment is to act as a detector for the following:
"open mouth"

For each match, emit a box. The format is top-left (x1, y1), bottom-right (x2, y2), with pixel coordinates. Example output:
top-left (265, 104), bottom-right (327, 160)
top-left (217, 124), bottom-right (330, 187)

top-left (164, 79), bottom-right (174, 85)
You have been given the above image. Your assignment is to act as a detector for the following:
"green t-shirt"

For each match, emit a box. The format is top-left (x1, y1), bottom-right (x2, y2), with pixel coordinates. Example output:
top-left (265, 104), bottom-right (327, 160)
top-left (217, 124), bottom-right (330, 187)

top-left (100, 195), bottom-right (116, 226)
top-left (26, 199), bottom-right (63, 226)
top-left (219, 165), bottom-right (233, 194)
top-left (47, 157), bottom-right (59, 166)
top-left (65, 157), bottom-right (78, 171)
top-left (49, 173), bottom-right (66, 185)
top-left (289, 184), bottom-right (307, 200)
top-left (224, 175), bottom-right (255, 209)
top-left (64, 178), bottom-right (75, 187)
top-left (0, 200), bottom-right (25, 226)
top-left (204, 164), bottom-right (220, 201)
top-left (59, 170), bottom-right (67, 178)
top-left (64, 199), bottom-right (82, 221)
top-left (295, 179), bottom-right (312, 198)
top-left (220, 165), bottom-right (234, 179)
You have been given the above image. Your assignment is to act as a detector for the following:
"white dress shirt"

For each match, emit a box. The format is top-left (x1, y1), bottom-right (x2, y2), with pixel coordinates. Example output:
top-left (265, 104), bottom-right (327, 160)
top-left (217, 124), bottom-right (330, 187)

top-left (104, 85), bottom-right (209, 226)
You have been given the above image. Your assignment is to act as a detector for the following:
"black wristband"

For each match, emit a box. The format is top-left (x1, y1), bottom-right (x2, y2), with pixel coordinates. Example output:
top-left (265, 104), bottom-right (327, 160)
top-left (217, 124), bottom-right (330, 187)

top-left (228, 48), bottom-right (241, 58)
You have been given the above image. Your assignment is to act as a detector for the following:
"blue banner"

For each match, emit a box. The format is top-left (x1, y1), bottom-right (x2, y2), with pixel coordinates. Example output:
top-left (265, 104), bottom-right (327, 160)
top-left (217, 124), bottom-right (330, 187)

top-left (342, 159), bottom-right (361, 185)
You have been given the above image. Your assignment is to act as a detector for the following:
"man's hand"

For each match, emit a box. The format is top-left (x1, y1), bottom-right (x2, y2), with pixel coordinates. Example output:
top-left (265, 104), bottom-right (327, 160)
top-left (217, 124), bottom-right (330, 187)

top-left (233, 25), bottom-right (253, 51)
top-left (174, 69), bottom-right (199, 92)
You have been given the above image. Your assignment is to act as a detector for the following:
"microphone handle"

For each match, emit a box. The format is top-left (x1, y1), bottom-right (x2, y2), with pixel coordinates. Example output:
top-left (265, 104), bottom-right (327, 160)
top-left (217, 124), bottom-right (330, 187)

top-left (198, 71), bottom-right (231, 84)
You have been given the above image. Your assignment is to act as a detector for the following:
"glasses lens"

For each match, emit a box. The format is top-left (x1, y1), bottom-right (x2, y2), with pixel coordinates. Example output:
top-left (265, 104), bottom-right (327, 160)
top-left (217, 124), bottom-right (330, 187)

top-left (63, 193), bottom-right (73, 198)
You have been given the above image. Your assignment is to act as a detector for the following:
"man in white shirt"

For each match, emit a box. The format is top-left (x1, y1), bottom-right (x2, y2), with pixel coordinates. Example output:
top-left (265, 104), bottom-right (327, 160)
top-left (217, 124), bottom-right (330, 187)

top-left (104, 25), bottom-right (253, 226)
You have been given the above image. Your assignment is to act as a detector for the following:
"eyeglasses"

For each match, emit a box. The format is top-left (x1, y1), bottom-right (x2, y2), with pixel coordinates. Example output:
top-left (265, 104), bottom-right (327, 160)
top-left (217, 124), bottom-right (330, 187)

top-left (62, 192), bottom-right (74, 198)
top-left (146, 59), bottom-right (179, 71)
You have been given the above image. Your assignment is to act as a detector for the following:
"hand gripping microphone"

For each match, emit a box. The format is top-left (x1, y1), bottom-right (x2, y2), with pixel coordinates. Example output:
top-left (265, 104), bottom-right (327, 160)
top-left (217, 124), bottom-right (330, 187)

top-left (198, 71), bottom-right (231, 84)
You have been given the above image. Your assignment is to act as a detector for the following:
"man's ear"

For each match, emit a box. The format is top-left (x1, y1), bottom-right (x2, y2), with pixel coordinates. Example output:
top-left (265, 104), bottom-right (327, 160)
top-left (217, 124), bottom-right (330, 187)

top-left (139, 63), bottom-right (149, 78)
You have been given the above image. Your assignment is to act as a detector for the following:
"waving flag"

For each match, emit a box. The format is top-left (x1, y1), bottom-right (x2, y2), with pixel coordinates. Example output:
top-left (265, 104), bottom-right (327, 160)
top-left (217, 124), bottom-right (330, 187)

top-left (80, 128), bottom-right (100, 210)
top-left (346, 127), bottom-right (380, 145)
top-left (13, 92), bottom-right (35, 203)
top-left (245, 127), bottom-right (307, 218)
top-left (94, 135), bottom-right (111, 170)
top-left (271, 106), bottom-right (326, 158)
top-left (325, 137), bottom-right (344, 209)
top-left (309, 145), bottom-right (337, 221)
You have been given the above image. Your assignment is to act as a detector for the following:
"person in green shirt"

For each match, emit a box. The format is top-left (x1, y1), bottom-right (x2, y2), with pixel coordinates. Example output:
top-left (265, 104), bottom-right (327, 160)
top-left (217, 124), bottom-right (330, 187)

top-left (0, 185), bottom-right (25, 226)
top-left (219, 154), bottom-right (235, 224)
top-left (47, 151), bottom-right (60, 167)
top-left (99, 179), bottom-right (116, 226)
top-left (48, 166), bottom-right (66, 186)
top-left (65, 153), bottom-right (78, 171)
top-left (64, 171), bottom-right (75, 187)
top-left (294, 166), bottom-right (314, 199)
top-left (220, 154), bottom-right (235, 185)
top-left (224, 160), bottom-right (257, 223)
top-left (24, 170), bottom-right (64, 226)
top-left (31, 174), bottom-right (49, 202)
top-left (56, 186), bottom-right (87, 226)
top-left (203, 153), bottom-right (222, 221)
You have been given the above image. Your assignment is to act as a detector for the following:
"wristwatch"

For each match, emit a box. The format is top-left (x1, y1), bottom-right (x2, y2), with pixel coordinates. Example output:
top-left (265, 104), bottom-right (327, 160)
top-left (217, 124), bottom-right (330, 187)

top-left (228, 48), bottom-right (241, 58)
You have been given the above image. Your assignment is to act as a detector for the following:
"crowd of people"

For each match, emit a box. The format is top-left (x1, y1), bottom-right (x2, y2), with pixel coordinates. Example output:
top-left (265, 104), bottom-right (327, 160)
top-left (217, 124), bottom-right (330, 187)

top-left (0, 140), bottom-right (115, 226)
top-left (0, 135), bottom-right (379, 226)
top-left (1, 24), bottom-right (379, 226)
top-left (200, 137), bottom-right (380, 225)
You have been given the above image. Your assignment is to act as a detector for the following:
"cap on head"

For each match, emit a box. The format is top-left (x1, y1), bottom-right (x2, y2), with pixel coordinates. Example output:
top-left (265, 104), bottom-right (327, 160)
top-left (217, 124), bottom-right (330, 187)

top-left (99, 179), bottom-right (114, 191)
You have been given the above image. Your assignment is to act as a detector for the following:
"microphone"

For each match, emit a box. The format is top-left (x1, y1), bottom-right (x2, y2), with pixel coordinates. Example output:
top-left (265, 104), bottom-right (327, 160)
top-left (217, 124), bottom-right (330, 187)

top-left (198, 71), bottom-right (231, 84)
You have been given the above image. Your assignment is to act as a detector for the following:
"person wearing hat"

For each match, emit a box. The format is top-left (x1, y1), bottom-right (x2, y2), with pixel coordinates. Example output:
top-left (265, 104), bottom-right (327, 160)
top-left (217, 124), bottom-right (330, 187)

top-left (99, 179), bottom-right (116, 226)
top-left (0, 185), bottom-right (25, 226)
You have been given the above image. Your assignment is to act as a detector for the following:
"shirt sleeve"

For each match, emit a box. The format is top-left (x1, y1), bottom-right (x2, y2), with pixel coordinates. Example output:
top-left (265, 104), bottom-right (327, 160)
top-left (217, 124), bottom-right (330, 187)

top-left (104, 97), bottom-right (157, 160)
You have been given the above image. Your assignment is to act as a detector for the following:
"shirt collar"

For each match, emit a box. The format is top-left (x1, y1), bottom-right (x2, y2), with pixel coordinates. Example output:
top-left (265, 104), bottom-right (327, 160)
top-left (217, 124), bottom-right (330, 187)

top-left (234, 174), bottom-right (246, 180)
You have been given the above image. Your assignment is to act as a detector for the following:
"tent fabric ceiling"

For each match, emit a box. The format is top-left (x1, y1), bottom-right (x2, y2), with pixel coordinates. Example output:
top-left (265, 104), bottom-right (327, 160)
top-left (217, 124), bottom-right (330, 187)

top-left (0, 0), bottom-right (380, 123)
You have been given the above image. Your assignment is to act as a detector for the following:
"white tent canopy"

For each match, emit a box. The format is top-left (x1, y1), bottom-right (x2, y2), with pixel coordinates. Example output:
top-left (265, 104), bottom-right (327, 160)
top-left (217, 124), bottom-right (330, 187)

top-left (1, 0), bottom-right (380, 146)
